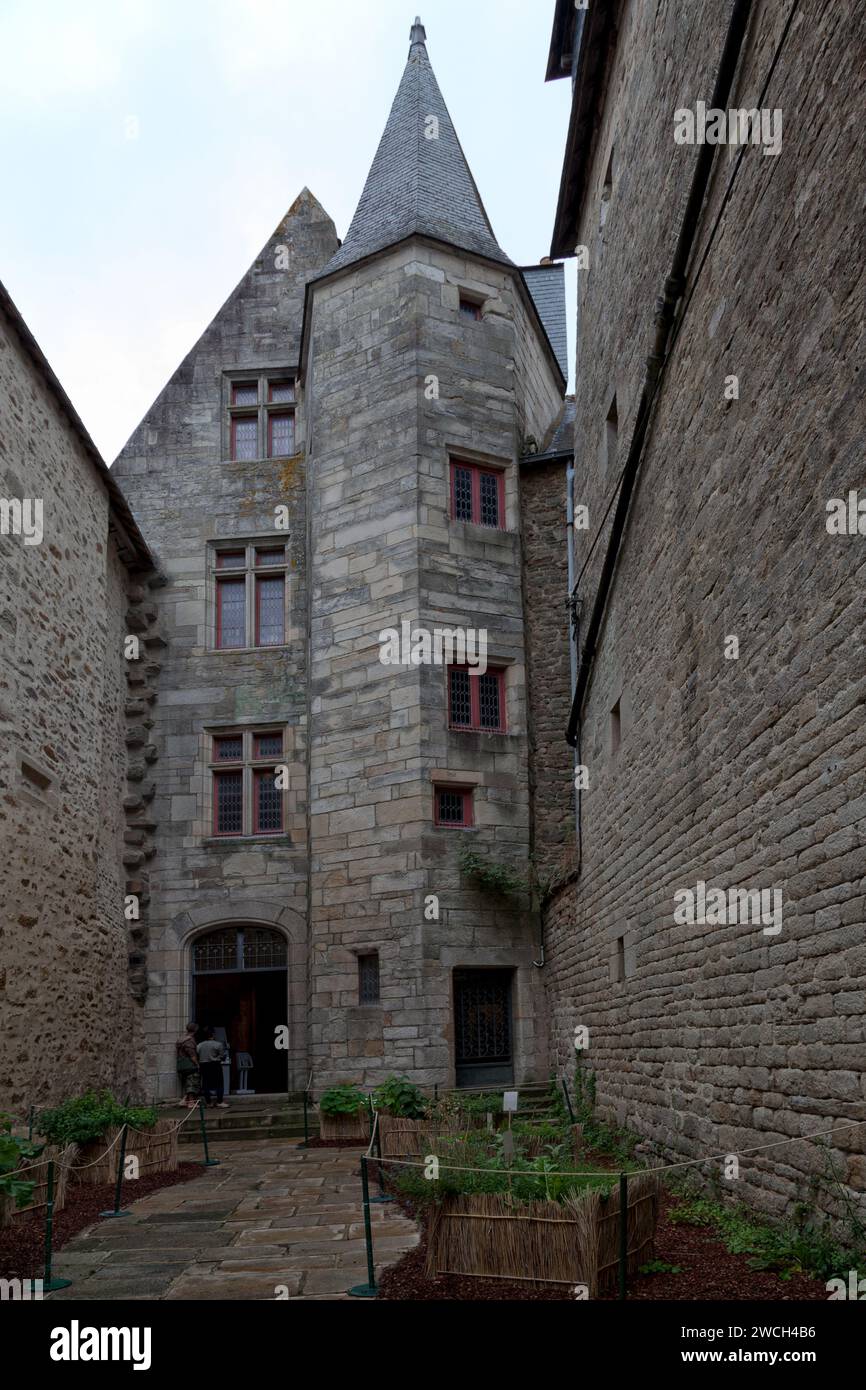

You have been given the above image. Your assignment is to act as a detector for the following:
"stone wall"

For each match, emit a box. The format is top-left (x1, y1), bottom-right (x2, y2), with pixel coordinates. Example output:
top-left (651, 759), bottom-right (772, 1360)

top-left (306, 240), bottom-right (563, 1088)
top-left (544, 0), bottom-right (866, 1219)
top-left (0, 300), bottom-right (146, 1112)
top-left (112, 189), bottom-right (339, 1096)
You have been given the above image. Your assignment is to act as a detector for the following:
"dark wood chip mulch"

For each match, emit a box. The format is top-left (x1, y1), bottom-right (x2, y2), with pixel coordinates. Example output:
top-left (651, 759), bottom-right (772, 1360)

top-left (0, 1164), bottom-right (203, 1284)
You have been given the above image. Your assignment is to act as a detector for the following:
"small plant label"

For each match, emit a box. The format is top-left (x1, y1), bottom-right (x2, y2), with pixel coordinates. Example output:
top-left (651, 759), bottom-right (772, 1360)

top-left (502, 1090), bottom-right (518, 1113)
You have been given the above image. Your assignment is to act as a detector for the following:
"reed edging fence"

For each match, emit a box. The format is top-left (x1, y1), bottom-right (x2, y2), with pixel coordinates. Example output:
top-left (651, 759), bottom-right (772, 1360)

top-left (349, 1112), bottom-right (866, 1299)
top-left (0, 1101), bottom-right (208, 1293)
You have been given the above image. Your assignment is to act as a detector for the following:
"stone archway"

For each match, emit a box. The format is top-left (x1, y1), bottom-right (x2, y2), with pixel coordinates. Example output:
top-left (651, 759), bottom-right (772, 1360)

top-left (190, 925), bottom-right (289, 1094)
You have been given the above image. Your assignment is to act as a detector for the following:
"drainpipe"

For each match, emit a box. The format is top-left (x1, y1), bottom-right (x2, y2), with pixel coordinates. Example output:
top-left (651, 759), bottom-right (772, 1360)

top-left (566, 0), bottom-right (754, 748)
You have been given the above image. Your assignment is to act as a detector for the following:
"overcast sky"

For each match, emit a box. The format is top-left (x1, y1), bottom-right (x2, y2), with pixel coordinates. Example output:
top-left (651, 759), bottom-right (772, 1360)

top-left (0, 0), bottom-right (575, 462)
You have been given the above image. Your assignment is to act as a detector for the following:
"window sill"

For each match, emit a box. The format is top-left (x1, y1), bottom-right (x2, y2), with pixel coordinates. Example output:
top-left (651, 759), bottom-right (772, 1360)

top-left (203, 835), bottom-right (292, 848)
top-left (211, 645), bottom-right (291, 656)
top-left (449, 520), bottom-right (516, 546)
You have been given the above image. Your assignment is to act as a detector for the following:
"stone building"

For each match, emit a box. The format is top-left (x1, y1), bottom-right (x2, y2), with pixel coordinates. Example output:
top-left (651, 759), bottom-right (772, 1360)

top-left (0, 282), bottom-right (155, 1112)
top-left (542, 0), bottom-right (866, 1219)
top-left (112, 19), bottom-right (570, 1098)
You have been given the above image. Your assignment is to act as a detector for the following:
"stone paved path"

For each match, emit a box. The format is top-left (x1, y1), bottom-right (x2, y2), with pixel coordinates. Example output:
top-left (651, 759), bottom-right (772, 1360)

top-left (47, 1141), bottom-right (418, 1300)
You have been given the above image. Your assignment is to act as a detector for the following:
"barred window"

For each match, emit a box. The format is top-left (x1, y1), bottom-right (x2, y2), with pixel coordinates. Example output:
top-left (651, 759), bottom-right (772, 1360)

top-left (434, 786), bottom-right (473, 827)
top-left (447, 667), bottom-right (505, 733)
top-left (358, 953), bottom-right (380, 1005)
top-left (449, 459), bottom-right (504, 529)
top-left (213, 542), bottom-right (287, 650)
top-left (210, 728), bottom-right (285, 839)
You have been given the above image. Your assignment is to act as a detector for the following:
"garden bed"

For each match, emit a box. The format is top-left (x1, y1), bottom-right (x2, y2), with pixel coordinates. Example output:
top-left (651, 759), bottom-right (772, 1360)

top-left (0, 1163), bottom-right (202, 1285)
top-left (378, 1186), bottom-right (828, 1301)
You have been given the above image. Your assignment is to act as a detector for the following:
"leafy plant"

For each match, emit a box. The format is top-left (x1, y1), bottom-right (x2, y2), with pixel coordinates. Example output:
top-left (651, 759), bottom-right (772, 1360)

top-left (668, 1193), bottom-right (861, 1282)
top-left (372, 1076), bottom-right (427, 1119)
top-left (639, 1260), bottom-right (683, 1276)
top-left (0, 1114), bottom-right (43, 1209)
top-left (572, 1061), bottom-right (638, 1163)
top-left (318, 1085), bottom-right (367, 1117)
top-left (458, 845), bottom-right (529, 900)
top-left (37, 1092), bottom-right (157, 1147)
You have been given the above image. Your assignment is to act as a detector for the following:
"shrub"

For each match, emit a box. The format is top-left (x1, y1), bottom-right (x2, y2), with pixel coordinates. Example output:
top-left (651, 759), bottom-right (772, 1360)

top-left (0, 1114), bottom-right (43, 1208)
top-left (318, 1085), bottom-right (367, 1117)
top-left (372, 1076), bottom-right (427, 1119)
top-left (37, 1092), bottom-right (157, 1148)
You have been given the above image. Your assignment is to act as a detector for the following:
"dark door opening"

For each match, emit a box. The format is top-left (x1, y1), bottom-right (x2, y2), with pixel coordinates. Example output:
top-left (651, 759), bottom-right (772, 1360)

top-left (191, 927), bottom-right (288, 1094)
top-left (454, 968), bottom-right (514, 1088)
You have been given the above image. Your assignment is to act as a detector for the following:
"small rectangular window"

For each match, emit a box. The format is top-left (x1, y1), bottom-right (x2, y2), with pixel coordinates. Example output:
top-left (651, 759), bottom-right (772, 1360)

top-left (268, 379), bottom-right (296, 403)
top-left (358, 953), bottom-right (380, 1005)
top-left (611, 699), bottom-right (622, 755)
top-left (459, 297), bottom-right (483, 321)
top-left (253, 732), bottom-right (283, 759)
top-left (213, 735), bottom-right (243, 761)
top-left (255, 574), bottom-right (286, 647)
top-left (216, 577), bottom-right (246, 649)
top-left (255, 546), bottom-right (286, 567)
top-left (253, 768), bottom-right (284, 835)
top-left (231, 416), bottom-right (258, 462)
top-left (268, 412), bottom-right (295, 459)
top-left (232, 382), bottom-right (258, 407)
top-left (448, 667), bottom-right (505, 733)
top-left (214, 770), bottom-right (244, 836)
top-left (449, 460), bottom-right (504, 529)
top-left (434, 786), bottom-right (473, 828)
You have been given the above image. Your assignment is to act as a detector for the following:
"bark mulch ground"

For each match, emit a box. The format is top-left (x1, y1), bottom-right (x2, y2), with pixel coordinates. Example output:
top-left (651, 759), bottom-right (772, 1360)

top-left (0, 1164), bottom-right (203, 1284)
top-left (304, 1136), bottom-right (371, 1149)
top-left (377, 1188), bottom-right (827, 1302)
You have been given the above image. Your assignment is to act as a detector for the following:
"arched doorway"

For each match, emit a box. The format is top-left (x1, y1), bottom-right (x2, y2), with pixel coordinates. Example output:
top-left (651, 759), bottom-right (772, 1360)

top-left (191, 926), bottom-right (288, 1094)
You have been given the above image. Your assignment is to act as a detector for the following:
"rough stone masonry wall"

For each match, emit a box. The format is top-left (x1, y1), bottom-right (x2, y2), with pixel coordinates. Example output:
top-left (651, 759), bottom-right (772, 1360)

top-left (544, 0), bottom-right (866, 1221)
top-left (0, 302), bottom-right (145, 1112)
top-left (113, 190), bottom-right (339, 1096)
top-left (307, 240), bottom-right (563, 1087)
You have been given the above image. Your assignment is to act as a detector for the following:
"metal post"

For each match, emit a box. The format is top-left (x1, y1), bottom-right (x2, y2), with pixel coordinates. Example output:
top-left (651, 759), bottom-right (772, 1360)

top-left (100, 1125), bottom-right (131, 1218)
top-left (561, 1077), bottom-right (575, 1124)
top-left (370, 1110), bottom-right (393, 1205)
top-left (300, 1088), bottom-right (310, 1149)
top-left (198, 1099), bottom-right (220, 1167)
top-left (434, 1083), bottom-right (438, 1102)
top-left (27, 1106), bottom-right (34, 1141)
top-left (618, 1172), bottom-right (628, 1301)
top-left (348, 1156), bottom-right (378, 1298)
top-left (43, 1161), bottom-right (72, 1291)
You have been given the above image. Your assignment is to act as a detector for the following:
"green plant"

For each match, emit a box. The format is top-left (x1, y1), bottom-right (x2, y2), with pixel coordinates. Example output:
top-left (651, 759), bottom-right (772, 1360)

top-left (639, 1260), bottom-right (683, 1276)
top-left (318, 1085), bottom-right (367, 1117)
top-left (372, 1076), bottom-right (427, 1119)
top-left (0, 1114), bottom-right (43, 1209)
top-left (37, 1092), bottom-right (157, 1148)
top-left (667, 1193), bottom-right (861, 1282)
top-left (571, 1061), bottom-right (638, 1163)
top-left (457, 845), bottom-right (529, 900)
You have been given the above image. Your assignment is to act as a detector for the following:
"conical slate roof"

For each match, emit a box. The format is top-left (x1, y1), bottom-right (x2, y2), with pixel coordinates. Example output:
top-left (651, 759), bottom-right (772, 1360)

top-left (320, 18), bottom-right (513, 277)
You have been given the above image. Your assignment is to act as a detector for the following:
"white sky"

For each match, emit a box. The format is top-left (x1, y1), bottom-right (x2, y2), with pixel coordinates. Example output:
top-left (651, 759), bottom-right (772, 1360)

top-left (0, 0), bottom-right (575, 462)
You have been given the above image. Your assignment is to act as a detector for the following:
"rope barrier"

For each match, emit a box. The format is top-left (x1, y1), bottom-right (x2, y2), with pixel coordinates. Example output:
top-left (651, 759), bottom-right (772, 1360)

top-left (366, 1116), bottom-right (866, 1181)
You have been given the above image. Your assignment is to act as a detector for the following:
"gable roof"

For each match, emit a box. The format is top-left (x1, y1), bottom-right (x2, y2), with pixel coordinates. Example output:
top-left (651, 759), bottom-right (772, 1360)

top-left (522, 264), bottom-right (569, 378)
top-left (0, 279), bottom-right (153, 571)
top-left (319, 17), bottom-right (512, 279)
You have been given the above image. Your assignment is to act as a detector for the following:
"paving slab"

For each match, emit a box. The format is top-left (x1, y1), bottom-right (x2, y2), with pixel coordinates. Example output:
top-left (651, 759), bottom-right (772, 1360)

top-left (46, 1141), bottom-right (417, 1302)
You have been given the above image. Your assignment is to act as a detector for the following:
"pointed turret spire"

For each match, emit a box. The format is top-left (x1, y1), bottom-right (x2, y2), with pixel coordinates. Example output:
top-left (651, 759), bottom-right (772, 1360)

top-left (318, 18), bottom-right (512, 278)
top-left (409, 15), bottom-right (427, 56)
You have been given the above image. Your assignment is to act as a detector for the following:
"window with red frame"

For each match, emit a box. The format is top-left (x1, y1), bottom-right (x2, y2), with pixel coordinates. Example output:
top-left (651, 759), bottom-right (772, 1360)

top-left (210, 729), bottom-right (284, 838)
top-left (434, 786), bottom-right (473, 827)
top-left (214, 544), bottom-right (286, 649)
top-left (459, 297), bottom-right (483, 321)
top-left (228, 374), bottom-right (295, 461)
top-left (231, 415), bottom-right (258, 462)
top-left (448, 666), bottom-right (505, 733)
top-left (450, 460), bottom-right (504, 528)
top-left (268, 412), bottom-right (295, 459)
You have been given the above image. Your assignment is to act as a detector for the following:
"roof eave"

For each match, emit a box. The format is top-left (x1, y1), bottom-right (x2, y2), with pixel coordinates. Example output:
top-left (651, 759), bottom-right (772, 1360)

top-left (299, 234), bottom-right (566, 393)
top-left (550, 2), bottom-right (618, 260)
top-left (0, 280), bottom-right (154, 572)
top-left (545, 0), bottom-right (578, 82)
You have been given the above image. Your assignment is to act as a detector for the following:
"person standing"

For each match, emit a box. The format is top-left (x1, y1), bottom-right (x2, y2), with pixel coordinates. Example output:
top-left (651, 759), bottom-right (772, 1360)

top-left (176, 1022), bottom-right (201, 1109)
top-left (197, 1027), bottom-right (228, 1108)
